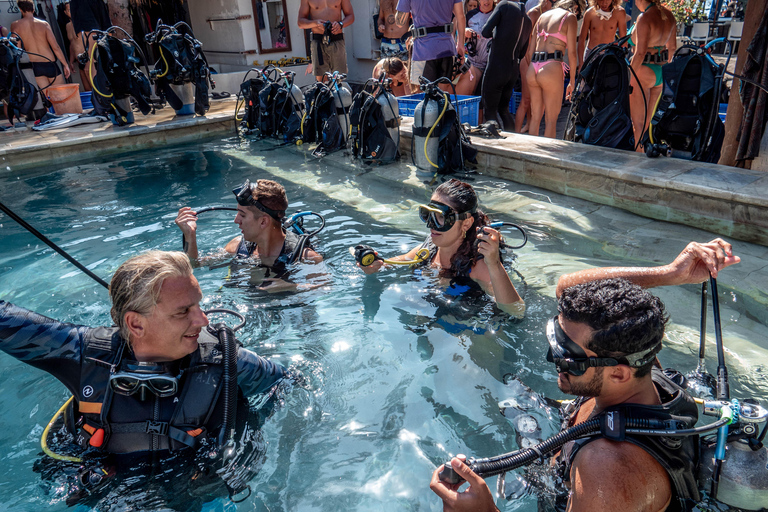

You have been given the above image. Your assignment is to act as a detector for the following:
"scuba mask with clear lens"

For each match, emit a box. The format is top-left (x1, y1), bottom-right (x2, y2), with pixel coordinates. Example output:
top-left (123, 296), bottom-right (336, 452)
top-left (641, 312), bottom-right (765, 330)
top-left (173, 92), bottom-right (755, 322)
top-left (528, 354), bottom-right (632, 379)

top-left (232, 179), bottom-right (284, 221)
top-left (108, 361), bottom-right (180, 401)
top-left (418, 201), bottom-right (470, 232)
top-left (545, 316), bottom-right (662, 376)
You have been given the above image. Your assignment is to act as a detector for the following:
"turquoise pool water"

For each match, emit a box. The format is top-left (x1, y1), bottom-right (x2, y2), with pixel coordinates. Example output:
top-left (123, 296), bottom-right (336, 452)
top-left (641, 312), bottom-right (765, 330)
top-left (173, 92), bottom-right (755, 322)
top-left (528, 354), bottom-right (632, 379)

top-left (0, 136), bottom-right (766, 511)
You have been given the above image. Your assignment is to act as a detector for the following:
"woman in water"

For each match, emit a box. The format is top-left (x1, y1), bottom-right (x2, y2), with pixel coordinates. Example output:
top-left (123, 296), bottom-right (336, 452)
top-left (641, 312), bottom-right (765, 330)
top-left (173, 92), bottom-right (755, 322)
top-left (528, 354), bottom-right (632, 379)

top-left (525, 0), bottom-right (581, 138)
top-left (628, 0), bottom-right (676, 150)
top-left (455, 0), bottom-right (495, 96)
top-left (358, 179), bottom-right (525, 318)
top-left (515, 0), bottom-right (553, 133)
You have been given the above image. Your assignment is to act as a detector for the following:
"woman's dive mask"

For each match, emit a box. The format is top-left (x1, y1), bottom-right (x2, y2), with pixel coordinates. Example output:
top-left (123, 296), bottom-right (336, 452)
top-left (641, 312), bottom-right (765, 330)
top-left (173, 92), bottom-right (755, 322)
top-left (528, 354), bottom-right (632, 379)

top-left (418, 201), bottom-right (473, 232)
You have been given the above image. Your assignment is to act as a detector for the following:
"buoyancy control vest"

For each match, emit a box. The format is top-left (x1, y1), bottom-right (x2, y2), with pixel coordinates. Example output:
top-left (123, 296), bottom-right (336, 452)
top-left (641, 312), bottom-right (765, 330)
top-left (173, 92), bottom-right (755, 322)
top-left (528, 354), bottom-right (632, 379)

top-left (300, 81), bottom-right (333, 144)
top-left (564, 40), bottom-right (634, 150)
top-left (554, 368), bottom-right (701, 512)
top-left (90, 29), bottom-right (153, 126)
top-left (412, 84), bottom-right (478, 173)
top-left (66, 326), bottom-right (230, 454)
top-left (146, 22), bottom-right (214, 116)
top-left (349, 80), bottom-right (401, 164)
top-left (0, 38), bottom-right (37, 124)
top-left (642, 46), bottom-right (725, 163)
top-left (234, 229), bottom-right (307, 278)
top-left (273, 73), bottom-right (305, 142)
top-left (238, 75), bottom-right (269, 134)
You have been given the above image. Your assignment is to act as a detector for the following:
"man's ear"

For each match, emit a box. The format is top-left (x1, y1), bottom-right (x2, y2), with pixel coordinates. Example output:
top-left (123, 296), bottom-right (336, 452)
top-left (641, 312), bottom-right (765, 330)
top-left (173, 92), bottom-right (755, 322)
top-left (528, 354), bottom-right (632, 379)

top-left (608, 364), bottom-right (633, 384)
top-left (124, 311), bottom-right (147, 343)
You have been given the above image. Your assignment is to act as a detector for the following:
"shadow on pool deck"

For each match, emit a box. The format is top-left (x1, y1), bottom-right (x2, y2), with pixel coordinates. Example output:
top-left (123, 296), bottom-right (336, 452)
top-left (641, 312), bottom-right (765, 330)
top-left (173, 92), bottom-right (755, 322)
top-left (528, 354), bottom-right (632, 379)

top-left (1, 98), bottom-right (766, 247)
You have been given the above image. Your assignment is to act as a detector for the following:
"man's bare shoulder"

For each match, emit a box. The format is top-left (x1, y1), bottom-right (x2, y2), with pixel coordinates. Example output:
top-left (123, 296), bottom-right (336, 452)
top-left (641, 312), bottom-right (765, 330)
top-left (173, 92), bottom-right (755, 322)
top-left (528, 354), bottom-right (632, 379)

top-left (570, 438), bottom-right (671, 511)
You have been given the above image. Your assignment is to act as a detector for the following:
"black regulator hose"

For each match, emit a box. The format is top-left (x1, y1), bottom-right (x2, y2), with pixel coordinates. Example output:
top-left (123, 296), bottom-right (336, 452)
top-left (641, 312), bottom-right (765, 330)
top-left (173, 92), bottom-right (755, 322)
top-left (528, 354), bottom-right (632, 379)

top-left (439, 415), bottom-right (731, 484)
top-left (180, 207), bottom-right (238, 252)
top-left (206, 309), bottom-right (246, 456)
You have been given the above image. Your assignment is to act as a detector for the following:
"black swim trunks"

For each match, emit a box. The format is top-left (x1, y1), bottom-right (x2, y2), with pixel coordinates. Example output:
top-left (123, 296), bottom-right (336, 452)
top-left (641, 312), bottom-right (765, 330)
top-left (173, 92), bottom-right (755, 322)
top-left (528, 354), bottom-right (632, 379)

top-left (32, 61), bottom-right (61, 78)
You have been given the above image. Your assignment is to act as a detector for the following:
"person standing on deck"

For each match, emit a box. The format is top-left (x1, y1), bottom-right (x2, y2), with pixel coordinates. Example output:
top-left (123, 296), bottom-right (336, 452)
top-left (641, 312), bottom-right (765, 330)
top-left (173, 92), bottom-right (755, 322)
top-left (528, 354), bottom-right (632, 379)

top-left (63, 1), bottom-right (91, 92)
top-left (298, 0), bottom-right (355, 82)
top-left (577, 0), bottom-right (626, 69)
top-left (11, 0), bottom-right (71, 92)
top-left (69, 0), bottom-right (111, 90)
top-left (395, 0), bottom-right (465, 85)
top-left (378, 0), bottom-right (410, 60)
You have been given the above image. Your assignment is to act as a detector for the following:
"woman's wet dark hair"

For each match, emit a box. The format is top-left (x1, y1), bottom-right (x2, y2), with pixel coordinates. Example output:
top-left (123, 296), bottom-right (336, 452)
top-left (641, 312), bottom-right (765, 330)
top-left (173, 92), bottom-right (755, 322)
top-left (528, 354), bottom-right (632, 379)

top-left (433, 178), bottom-right (491, 278)
top-left (381, 57), bottom-right (406, 77)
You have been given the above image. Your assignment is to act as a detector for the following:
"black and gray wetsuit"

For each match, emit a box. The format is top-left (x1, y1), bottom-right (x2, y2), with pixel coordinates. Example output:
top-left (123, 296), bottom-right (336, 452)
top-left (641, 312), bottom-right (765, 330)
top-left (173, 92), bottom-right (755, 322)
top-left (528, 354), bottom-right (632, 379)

top-left (481, 0), bottom-right (531, 131)
top-left (552, 368), bottom-right (701, 512)
top-left (235, 230), bottom-right (305, 279)
top-left (0, 301), bottom-right (288, 454)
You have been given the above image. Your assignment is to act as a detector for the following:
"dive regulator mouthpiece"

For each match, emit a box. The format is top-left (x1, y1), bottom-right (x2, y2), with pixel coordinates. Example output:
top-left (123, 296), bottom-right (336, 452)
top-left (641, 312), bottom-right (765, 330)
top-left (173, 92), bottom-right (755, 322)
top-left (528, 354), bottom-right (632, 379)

top-left (350, 245), bottom-right (380, 267)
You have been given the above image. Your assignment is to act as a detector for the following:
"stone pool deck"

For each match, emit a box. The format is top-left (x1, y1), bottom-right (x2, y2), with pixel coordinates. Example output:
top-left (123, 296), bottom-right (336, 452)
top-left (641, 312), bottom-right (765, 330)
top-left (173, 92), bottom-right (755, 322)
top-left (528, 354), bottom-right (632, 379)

top-left (2, 99), bottom-right (766, 247)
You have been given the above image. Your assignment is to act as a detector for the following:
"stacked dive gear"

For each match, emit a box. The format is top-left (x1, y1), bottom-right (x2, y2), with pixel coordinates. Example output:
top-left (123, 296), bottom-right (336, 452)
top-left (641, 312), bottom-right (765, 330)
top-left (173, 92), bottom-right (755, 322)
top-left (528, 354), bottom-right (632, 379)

top-left (564, 35), bottom-right (635, 150)
top-left (309, 71), bottom-right (352, 156)
top-left (349, 75), bottom-right (401, 164)
top-left (412, 76), bottom-right (477, 173)
top-left (84, 26), bottom-right (153, 126)
top-left (145, 20), bottom-right (214, 116)
top-left (438, 276), bottom-right (768, 511)
top-left (0, 35), bottom-right (49, 123)
top-left (643, 38), bottom-right (728, 163)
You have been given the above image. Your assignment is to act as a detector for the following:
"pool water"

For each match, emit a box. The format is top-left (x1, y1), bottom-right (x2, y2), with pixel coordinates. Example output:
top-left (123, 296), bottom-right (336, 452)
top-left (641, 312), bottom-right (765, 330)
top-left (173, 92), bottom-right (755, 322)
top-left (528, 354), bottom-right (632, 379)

top-left (0, 136), bottom-right (766, 511)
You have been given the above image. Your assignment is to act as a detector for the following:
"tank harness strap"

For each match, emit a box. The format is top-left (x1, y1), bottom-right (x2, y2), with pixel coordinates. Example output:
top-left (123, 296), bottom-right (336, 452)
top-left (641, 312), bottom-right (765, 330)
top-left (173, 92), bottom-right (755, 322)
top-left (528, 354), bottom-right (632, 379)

top-left (411, 23), bottom-right (454, 39)
top-left (385, 117), bottom-right (400, 128)
top-left (109, 421), bottom-right (201, 448)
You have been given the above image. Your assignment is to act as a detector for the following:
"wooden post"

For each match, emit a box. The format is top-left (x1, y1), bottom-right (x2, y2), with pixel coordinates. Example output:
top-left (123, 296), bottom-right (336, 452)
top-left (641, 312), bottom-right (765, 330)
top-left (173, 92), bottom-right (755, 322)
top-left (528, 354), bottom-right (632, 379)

top-left (718, 0), bottom-right (767, 167)
top-left (107, 0), bottom-right (133, 38)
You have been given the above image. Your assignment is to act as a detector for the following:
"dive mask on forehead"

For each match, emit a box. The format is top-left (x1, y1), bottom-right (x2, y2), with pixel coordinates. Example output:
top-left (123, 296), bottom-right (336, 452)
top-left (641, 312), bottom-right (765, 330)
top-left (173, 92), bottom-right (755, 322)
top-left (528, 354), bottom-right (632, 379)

top-left (418, 201), bottom-right (473, 232)
top-left (232, 179), bottom-right (284, 221)
top-left (545, 316), bottom-right (662, 376)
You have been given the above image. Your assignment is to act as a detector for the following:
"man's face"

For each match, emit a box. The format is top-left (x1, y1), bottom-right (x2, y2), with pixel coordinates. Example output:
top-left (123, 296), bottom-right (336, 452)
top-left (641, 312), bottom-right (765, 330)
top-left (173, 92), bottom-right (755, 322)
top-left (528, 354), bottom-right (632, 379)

top-left (555, 315), bottom-right (605, 397)
top-left (596, 0), bottom-right (612, 11)
top-left (235, 206), bottom-right (265, 242)
top-left (135, 275), bottom-right (208, 362)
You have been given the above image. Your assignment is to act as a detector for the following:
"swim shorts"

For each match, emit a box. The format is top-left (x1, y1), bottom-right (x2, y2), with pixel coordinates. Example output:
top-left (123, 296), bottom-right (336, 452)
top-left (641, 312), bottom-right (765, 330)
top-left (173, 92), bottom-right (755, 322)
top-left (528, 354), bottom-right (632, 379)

top-left (380, 37), bottom-right (408, 60)
top-left (310, 36), bottom-right (348, 76)
top-left (32, 61), bottom-right (61, 79)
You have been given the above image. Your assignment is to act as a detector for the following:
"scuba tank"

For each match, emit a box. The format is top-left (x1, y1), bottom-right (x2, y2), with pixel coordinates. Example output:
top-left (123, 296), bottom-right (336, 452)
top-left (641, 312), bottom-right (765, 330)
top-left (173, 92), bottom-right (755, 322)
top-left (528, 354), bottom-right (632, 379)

top-left (412, 89), bottom-right (441, 171)
top-left (378, 80), bottom-right (400, 146)
top-left (329, 72), bottom-right (352, 141)
top-left (278, 71), bottom-right (305, 142)
top-left (411, 76), bottom-right (478, 173)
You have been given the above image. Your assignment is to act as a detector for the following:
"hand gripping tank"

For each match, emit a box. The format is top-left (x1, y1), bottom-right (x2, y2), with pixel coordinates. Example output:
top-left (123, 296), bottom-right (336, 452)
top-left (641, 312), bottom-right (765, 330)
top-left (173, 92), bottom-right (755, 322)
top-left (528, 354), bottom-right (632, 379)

top-left (413, 96), bottom-right (441, 171)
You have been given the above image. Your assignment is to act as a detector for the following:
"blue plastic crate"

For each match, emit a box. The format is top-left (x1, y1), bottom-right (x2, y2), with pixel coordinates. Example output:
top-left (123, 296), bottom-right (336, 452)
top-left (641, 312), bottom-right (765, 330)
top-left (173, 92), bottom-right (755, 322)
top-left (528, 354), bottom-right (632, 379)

top-left (81, 92), bottom-right (93, 111)
top-left (718, 103), bottom-right (727, 123)
top-left (509, 91), bottom-right (522, 114)
top-left (398, 93), bottom-right (481, 126)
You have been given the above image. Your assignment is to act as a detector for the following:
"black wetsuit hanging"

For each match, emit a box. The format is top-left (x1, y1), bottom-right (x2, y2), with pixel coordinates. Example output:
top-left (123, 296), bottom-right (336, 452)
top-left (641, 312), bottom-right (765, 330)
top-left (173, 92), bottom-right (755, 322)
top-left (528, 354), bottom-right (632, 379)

top-left (553, 368), bottom-right (701, 512)
top-left (480, 0), bottom-right (531, 131)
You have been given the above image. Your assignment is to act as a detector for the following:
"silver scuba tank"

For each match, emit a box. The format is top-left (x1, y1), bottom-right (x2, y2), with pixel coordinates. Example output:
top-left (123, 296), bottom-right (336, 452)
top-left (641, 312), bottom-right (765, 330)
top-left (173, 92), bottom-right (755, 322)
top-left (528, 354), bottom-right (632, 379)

top-left (284, 72), bottom-right (305, 117)
top-left (413, 94), bottom-right (440, 171)
top-left (377, 83), bottom-right (400, 146)
top-left (331, 80), bottom-right (352, 141)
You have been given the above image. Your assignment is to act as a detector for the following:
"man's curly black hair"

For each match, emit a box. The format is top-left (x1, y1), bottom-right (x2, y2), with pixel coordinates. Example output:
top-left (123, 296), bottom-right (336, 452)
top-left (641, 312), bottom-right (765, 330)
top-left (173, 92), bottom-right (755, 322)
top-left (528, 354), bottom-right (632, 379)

top-left (558, 278), bottom-right (668, 377)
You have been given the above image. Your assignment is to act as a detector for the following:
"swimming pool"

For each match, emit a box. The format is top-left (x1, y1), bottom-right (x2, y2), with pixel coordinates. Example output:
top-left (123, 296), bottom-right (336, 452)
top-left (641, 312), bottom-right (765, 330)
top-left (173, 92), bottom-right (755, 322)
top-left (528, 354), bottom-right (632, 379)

top-left (0, 136), bottom-right (767, 511)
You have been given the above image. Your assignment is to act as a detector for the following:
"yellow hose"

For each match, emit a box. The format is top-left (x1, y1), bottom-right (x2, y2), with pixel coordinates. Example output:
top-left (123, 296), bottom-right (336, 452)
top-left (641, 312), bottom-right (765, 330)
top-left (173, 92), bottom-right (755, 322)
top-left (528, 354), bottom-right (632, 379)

top-left (424, 93), bottom-right (449, 168)
top-left (156, 45), bottom-right (170, 79)
top-left (647, 91), bottom-right (663, 145)
top-left (41, 396), bottom-right (82, 463)
top-left (89, 40), bottom-right (112, 99)
top-left (383, 247), bottom-right (430, 265)
top-left (235, 98), bottom-right (245, 122)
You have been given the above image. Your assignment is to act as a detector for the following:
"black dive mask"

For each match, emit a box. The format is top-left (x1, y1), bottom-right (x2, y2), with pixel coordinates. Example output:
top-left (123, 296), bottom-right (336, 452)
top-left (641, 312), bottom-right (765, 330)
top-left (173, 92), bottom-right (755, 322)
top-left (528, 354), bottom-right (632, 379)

top-left (108, 361), bottom-right (181, 401)
top-left (418, 201), bottom-right (473, 232)
top-left (545, 316), bottom-right (661, 376)
top-left (232, 179), bottom-right (284, 221)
